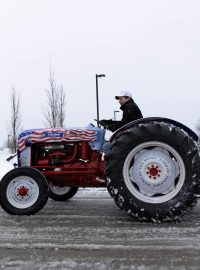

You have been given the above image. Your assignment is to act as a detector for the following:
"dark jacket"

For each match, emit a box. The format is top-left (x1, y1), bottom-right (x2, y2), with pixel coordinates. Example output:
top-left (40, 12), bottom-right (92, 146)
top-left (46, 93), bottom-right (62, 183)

top-left (108, 98), bottom-right (143, 132)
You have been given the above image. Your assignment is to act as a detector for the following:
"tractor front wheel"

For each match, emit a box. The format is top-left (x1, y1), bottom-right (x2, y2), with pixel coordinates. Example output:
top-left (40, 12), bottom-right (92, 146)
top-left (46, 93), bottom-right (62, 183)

top-left (0, 167), bottom-right (49, 215)
top-left (49, 182), bottom-right (78, 201)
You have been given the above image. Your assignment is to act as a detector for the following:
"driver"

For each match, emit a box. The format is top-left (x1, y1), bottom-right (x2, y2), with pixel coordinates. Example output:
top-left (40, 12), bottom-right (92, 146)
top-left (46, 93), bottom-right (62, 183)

top-left (100, 91), bottom-right (143, 132)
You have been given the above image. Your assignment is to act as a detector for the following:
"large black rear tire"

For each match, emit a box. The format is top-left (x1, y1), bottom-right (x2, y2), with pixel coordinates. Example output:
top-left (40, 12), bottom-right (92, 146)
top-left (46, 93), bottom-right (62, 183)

top-left (106, 122), bottom-right (200, 222)
top-left (0, 167), bottom-right (49, 215)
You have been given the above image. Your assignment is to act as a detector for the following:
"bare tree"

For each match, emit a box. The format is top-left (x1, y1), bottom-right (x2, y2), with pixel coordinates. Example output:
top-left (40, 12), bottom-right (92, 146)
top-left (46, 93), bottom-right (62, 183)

top-left (44, 68), bottom-right (66, 128)
top-left (44, 68), bottom-right (58, 128)
top-left (57, 84), bottom-right (66, 127)
top-left (8, 87), bottom-right (22, 153)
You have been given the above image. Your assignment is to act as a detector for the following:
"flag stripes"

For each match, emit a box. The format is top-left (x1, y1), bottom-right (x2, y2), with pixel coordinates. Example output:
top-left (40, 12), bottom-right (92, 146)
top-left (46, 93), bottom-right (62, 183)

top-left (18, 128), bottom-right (97, 152)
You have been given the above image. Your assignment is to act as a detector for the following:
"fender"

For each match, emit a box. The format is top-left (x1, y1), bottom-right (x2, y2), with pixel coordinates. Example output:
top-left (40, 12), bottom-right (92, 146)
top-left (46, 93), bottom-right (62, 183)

top-left (110, 117), bottom-right (198, 143)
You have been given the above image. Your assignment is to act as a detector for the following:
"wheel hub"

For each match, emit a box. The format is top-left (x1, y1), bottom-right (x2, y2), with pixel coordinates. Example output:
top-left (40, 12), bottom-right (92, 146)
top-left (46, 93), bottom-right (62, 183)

top-left (129, 148), bottom-right (180, 196)
top-left (17, 186), bottom-right (29, 197)
top-left (6, 176), bottom-right (40, 209)
top-left (147, 165), bottom-right (161, 179)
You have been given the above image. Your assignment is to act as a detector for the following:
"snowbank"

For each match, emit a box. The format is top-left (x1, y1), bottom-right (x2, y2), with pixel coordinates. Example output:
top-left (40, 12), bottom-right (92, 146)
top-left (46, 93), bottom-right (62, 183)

top-left (0, 149), bottom-right (16, 179)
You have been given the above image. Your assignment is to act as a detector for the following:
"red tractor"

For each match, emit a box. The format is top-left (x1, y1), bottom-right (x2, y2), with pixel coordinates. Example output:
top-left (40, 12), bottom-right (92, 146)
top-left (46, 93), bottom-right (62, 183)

top-left (0, 117), bottom-right (200, 222)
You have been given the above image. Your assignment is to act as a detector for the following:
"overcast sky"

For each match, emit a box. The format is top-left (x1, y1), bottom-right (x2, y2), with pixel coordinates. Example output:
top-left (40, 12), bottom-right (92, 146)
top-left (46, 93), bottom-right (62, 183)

top-left (0, 0), bottom-right (200, 146)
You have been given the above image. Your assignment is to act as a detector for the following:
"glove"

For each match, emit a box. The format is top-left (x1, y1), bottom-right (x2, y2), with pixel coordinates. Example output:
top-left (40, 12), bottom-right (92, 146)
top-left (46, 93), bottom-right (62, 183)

top-left (99, 119), bottom-right (114, 127)
top-left (107, 123), bottom-right (118, 132)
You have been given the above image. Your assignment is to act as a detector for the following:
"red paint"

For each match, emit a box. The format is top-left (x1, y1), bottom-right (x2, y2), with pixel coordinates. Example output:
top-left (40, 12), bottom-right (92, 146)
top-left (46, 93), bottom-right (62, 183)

top-left (149, 167), bottom-right (159, 177)
top-left (18, 187), bottom-right (29, 197)
top-left (31, 142), bottom-right (106, 187)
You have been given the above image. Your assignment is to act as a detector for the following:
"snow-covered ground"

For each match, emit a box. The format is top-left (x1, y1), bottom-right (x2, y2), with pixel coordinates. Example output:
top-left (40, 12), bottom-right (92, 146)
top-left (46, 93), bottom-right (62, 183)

top-left (0, 148), bottom-right (17, 179)
top-left (0, 149), bottom-right (200, 269)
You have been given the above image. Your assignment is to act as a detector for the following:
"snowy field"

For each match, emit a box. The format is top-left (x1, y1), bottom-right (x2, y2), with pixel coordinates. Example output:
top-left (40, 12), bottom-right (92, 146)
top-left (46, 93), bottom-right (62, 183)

top-left (0, 149), bottom-right (200, 269)
top-left (0, 148), bottom-right (17, 179)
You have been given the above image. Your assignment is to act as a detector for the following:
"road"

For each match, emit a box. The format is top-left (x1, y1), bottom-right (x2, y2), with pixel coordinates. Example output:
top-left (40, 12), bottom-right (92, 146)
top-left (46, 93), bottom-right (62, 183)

top-left (0, 188), bottom-right (200, 270)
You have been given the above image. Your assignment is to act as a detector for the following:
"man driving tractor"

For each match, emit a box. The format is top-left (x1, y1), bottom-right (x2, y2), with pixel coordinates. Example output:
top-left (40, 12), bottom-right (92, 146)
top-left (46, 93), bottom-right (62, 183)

top-left (100, 90), bottom-right (143, 132)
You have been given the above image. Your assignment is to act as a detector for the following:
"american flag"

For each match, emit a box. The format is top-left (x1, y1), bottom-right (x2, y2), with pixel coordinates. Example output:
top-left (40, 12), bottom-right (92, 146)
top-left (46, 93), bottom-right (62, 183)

top-left (18, 128), bottom-right (97, 152)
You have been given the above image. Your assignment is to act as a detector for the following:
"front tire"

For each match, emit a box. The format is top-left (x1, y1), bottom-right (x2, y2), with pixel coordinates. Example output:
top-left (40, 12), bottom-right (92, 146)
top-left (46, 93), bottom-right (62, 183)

top-left (106, 122), bottom-right (200, 222)
top-left (0, 167), bottom-right (49, 215)
top-left (49, 182), bottom-right (78, 201)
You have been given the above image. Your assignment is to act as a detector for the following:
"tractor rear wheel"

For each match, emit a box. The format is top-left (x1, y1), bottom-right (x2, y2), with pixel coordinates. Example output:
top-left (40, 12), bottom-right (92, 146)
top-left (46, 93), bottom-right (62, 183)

top-left (0, 167), bottom-right (49, 215)
top-left (49, 182), bottom-right (78, 201)
top-left (106, 122), bottom-right (200, 222)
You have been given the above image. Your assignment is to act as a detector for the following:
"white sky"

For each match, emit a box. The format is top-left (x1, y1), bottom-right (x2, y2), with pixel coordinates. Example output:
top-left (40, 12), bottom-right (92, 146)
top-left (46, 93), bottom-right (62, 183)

top-left (0, 0), bottom-right (200, 146)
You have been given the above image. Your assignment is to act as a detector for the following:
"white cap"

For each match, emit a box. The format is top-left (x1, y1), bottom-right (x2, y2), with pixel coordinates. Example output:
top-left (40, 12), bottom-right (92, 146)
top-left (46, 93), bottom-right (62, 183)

top-left (115, 90), bottom-right (132, 100)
